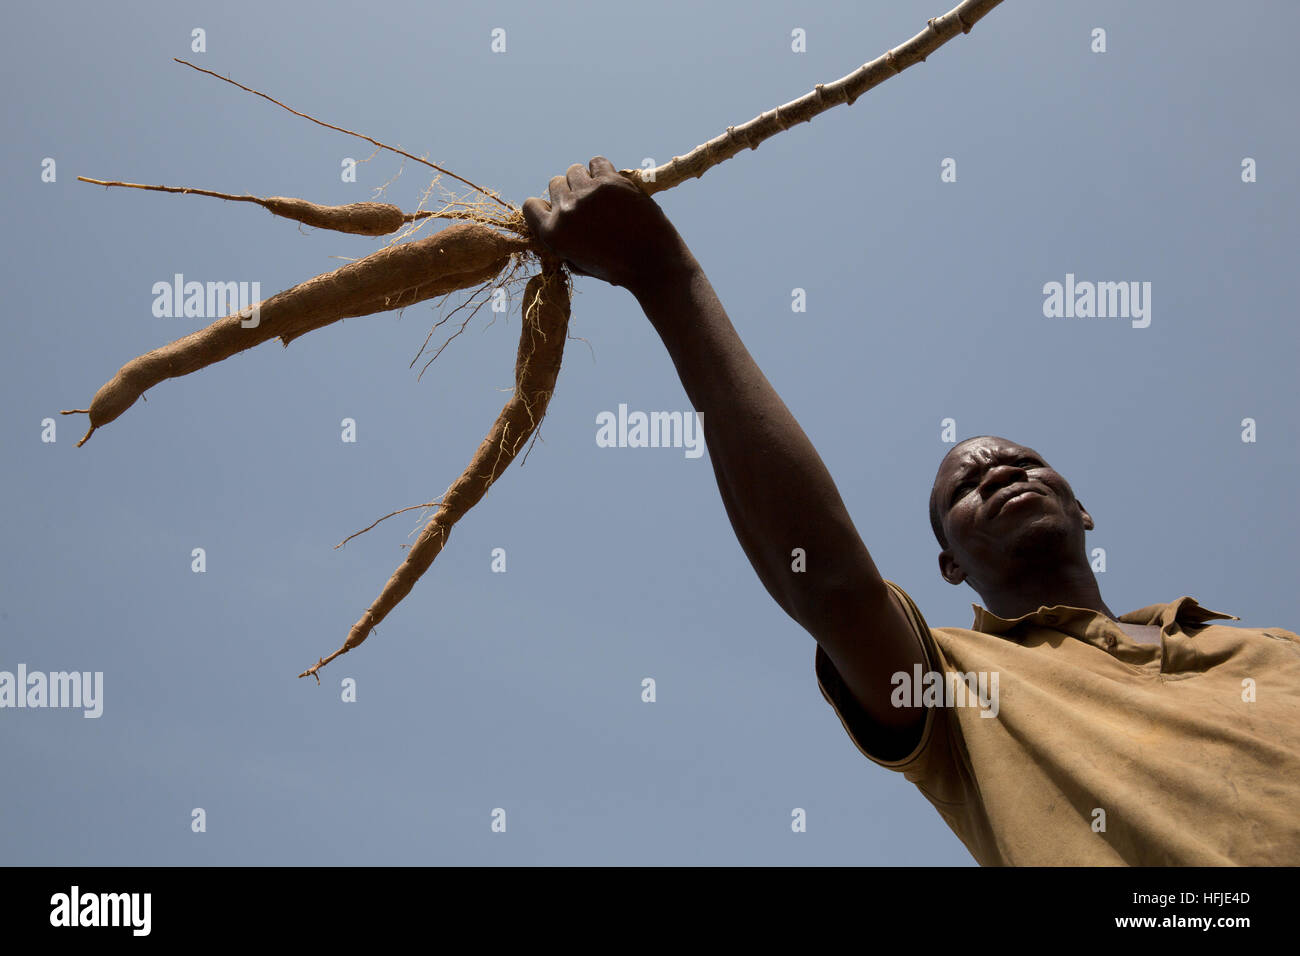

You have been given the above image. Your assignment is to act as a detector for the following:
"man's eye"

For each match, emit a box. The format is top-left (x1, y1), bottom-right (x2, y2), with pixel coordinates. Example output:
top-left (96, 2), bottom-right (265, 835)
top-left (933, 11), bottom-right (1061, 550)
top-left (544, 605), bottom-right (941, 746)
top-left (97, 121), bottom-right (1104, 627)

top-left (950, 483), bottom-right (973, 505)
top-left (1017, 458), bottom-right (1037, 468)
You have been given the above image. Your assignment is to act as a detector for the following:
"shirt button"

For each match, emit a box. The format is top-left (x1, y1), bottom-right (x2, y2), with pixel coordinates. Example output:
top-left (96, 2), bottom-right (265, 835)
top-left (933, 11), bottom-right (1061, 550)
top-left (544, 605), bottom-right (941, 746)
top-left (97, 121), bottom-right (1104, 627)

top-left (1104, 635), bottom-right (1117, 649)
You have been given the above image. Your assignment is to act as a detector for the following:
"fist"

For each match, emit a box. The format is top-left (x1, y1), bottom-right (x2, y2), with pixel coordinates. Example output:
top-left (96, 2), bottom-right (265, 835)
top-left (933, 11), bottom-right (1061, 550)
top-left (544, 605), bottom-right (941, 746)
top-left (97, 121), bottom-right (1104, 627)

top-left (522, 157), bottom-right (684, 292)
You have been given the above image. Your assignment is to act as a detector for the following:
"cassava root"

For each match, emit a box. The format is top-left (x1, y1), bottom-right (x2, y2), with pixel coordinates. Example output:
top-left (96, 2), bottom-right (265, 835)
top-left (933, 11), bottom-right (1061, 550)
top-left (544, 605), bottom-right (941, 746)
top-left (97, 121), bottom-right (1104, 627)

top-left (78, 178), bottom-right (408, 236)
top-left (76, 178), bottom-right (525, 236)
top-left (61, 223), bottom-right (529, 446)
top-left (299, 264), bottom-right (572, 681)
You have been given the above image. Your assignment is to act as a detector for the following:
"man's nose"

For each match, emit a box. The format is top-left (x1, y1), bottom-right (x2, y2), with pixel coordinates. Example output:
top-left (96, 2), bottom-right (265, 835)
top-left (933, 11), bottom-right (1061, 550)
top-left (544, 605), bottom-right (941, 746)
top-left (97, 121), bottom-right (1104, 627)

top-left (979, 463), bottom-right (1026, 497)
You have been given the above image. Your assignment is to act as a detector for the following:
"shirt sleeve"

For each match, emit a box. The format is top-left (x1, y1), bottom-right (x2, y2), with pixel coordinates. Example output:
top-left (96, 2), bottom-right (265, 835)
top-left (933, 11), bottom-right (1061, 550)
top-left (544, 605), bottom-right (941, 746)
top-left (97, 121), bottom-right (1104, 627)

top-left (814, 579), bottom-right (973, 809)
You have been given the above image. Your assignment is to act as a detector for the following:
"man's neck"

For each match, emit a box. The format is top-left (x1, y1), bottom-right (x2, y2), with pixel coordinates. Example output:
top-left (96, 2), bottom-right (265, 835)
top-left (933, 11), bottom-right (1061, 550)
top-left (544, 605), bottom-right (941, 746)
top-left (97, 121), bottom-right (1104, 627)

top-left (978, 565), bottom-right (1117, 622)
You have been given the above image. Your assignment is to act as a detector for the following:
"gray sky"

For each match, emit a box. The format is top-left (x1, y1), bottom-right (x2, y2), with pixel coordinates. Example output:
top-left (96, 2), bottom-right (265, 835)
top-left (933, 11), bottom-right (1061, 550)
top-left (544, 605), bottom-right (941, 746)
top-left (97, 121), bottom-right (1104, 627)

top-left (2, 0), bottom-right (1296, 865)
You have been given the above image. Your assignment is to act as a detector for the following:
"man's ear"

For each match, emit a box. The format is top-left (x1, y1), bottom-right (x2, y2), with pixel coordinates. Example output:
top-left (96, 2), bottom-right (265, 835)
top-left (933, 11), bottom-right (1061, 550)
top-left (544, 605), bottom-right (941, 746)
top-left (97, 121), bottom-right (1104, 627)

top-left (1077, 500), bottom-right (1095, 531)
top-left (938, 549), bottom-right (966, 586)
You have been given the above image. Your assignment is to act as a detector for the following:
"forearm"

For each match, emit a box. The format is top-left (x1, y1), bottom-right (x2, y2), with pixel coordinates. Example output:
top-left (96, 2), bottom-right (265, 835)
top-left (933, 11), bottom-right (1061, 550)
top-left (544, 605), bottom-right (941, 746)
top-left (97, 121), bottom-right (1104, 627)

top-left (523, 159), bottom-right (919, 711)
top-left (631, 252), bottom-right (885, 630)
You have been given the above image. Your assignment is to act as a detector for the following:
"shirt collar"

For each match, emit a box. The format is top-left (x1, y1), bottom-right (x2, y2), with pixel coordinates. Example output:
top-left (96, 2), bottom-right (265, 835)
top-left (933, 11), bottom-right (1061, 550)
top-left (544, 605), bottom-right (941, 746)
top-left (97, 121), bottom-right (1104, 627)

top-left (970, 596), bottom-right (1240, 635)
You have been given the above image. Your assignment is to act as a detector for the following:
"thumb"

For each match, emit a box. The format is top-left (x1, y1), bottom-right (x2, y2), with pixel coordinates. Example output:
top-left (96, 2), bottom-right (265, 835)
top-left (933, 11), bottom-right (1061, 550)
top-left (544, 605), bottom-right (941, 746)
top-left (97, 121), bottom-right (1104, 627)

top-left (521, 197), bottom-right (554, 246)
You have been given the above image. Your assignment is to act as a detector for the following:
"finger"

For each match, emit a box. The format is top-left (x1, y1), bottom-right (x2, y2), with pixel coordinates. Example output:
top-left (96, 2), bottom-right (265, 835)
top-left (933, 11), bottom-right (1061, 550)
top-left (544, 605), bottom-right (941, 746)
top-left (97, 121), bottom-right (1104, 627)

top-left (566, 162), bottom-right (594, 191)
top-left (521, 196), bottom-right (552, 237)
top-left (547, 174), bottom-right (570, 206)
top-left (589, 156), bottom-right (618, 180)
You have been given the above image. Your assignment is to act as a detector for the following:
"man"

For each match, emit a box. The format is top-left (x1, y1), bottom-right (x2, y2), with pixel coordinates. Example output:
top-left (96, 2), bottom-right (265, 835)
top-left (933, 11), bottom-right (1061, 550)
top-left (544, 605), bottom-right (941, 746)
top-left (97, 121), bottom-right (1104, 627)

top-left (522, 157), bottom-right (1300, 866)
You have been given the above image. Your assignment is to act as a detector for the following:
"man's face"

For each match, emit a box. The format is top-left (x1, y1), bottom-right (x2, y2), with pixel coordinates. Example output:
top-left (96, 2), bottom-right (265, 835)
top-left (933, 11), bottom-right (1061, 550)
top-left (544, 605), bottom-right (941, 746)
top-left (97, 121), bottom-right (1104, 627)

top-left (931, 436), bottom-right (1093, 587)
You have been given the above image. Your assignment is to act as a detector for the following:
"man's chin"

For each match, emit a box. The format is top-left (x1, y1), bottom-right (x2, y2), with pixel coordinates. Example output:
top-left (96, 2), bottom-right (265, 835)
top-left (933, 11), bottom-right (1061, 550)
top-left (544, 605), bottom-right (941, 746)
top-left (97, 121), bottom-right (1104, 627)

top-left (994, 520), bottom-right (1076, 560)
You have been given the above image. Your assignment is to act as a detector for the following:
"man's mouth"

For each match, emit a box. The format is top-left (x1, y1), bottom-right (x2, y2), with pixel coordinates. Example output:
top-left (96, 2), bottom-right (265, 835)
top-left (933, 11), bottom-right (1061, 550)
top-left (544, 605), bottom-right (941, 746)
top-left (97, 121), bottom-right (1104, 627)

top-left (989, 485), bottom-right (1045, 518)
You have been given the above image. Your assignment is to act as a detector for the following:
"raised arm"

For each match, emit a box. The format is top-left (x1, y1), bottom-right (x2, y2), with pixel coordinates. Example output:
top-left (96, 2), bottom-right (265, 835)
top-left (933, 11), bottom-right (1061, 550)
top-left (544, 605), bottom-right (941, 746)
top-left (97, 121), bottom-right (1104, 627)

top-left (523, 158), bottom-right (926, 746)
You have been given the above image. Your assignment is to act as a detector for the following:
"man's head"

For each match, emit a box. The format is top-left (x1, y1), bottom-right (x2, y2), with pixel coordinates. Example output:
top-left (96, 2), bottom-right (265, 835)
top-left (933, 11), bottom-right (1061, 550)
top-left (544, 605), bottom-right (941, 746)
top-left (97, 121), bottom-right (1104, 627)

top-left (929, 436), bottom-right (1095, 597)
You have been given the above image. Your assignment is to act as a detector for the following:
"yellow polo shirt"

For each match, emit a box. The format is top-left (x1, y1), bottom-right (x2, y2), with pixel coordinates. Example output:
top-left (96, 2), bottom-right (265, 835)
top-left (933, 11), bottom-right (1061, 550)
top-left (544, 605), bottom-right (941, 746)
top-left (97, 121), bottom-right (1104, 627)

top-left (815, 579), bottom-right (1300, 865)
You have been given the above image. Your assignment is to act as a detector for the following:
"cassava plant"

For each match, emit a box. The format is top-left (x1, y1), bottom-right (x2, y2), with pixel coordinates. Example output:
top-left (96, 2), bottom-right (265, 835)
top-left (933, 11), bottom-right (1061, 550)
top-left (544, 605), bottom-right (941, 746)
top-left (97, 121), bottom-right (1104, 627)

top-left (62, 0), bottom-right (1003, 681)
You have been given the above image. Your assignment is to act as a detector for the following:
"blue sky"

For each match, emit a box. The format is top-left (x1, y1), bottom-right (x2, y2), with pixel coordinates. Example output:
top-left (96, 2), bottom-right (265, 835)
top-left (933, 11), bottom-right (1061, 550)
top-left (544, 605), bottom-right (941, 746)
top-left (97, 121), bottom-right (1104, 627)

top-left (2, 0), bottom-right (1296, 865)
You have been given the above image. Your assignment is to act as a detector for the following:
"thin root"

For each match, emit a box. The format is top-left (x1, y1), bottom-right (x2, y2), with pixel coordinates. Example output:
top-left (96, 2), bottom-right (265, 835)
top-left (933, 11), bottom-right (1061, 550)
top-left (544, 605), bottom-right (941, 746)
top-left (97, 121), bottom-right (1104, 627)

top-left (335, 502), bottom-right (444, 549)
top-left (173, 58), bottom-right (515, 214)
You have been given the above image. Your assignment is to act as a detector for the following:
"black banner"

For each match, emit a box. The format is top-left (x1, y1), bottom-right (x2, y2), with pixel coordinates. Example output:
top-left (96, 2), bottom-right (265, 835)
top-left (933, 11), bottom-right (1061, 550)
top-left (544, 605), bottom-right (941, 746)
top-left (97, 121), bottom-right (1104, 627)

top-left (1, 866), bottom-right (1286, 941)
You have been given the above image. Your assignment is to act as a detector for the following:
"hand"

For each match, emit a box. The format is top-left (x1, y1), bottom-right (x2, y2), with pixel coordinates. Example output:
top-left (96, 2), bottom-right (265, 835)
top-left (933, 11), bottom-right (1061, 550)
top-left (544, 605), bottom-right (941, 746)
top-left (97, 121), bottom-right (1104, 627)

top-left (522, 156), bottom-right (687, 293)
